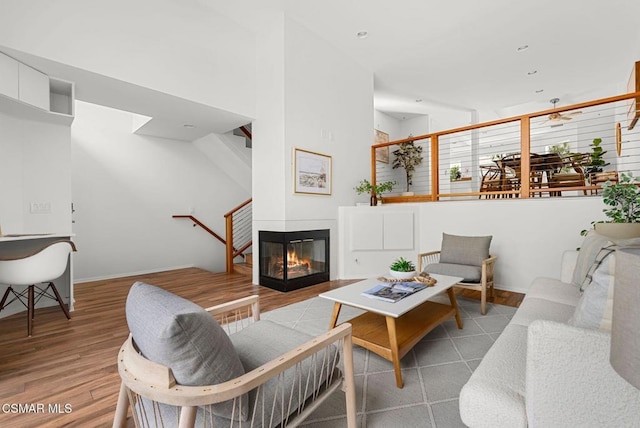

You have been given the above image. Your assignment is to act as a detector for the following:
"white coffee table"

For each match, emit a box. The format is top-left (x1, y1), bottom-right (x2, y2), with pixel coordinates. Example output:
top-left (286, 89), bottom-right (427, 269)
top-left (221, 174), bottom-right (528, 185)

top-left (319, 274), bottom-right (463, 388)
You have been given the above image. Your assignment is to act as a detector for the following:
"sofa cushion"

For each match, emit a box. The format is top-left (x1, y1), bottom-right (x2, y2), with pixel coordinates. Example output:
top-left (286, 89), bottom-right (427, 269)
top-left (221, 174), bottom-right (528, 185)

top-left (509, 297), bottom-right (576, 327)
top-left (439, 233), bottom-right (492, 266)
top-left (424, 262), bottom-right (481, 282)
top-left (571, 231), bottom-right (611, 286)
top-left (525, 277), bottom-right (582, 307)
top-left (569, 251), bottom-right (616, 331)
top-left (125, 281), bottom-right (247, 420)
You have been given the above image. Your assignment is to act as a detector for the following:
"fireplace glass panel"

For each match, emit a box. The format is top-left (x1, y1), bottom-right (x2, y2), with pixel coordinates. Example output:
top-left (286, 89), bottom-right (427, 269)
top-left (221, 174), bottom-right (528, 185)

top-left (262, 239), bottom-right (326, 280)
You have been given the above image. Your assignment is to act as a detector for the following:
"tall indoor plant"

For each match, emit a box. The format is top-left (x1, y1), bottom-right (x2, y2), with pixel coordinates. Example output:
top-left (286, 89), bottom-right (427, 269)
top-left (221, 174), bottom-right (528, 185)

top-left (585, 137), bottom-right (610, 177)
top-left (392, 141), bottom-right (423, 194)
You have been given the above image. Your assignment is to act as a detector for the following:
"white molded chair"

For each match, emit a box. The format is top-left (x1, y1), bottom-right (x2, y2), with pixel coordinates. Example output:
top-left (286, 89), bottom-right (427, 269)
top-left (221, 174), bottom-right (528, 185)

top-left (0, 240), bottom-right (76, 336)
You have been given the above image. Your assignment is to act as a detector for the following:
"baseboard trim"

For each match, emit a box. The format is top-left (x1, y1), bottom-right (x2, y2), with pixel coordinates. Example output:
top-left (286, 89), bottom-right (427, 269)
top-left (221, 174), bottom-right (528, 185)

top-left (74, 265), bottom-right (196, 284)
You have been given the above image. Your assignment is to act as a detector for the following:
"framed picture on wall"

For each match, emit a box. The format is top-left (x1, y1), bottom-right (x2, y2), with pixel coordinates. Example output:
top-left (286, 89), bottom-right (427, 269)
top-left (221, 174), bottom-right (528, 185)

top-left (293, 148), bottom-right (332, 195)
top-left (374, 129), bottom-right (389, 163)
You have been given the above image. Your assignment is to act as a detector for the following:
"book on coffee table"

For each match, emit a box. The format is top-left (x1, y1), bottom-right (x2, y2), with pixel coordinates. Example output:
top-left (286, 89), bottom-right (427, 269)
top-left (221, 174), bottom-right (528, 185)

top-left (362, 281), bottom-right (427, 303)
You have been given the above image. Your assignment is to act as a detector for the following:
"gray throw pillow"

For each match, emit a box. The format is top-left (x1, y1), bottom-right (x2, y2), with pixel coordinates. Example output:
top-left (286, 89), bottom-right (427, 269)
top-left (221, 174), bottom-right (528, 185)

top-left (439, 233), bottom-right (492, 266)
top-left (125, 281), bottom-right (248, 420)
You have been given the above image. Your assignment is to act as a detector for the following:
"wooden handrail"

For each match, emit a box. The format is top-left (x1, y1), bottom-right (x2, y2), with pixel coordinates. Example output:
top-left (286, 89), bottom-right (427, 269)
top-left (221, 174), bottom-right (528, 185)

top-left (174, 200), bottom-right (252, 275)
top-left (172, 215), bottom-right (227, 245)
top-left (224, 198), bottom-right (252, 218)
top-left (233, 240), bottom-right (253, 259)
top-left (239, 125), bottom-right (252, 140)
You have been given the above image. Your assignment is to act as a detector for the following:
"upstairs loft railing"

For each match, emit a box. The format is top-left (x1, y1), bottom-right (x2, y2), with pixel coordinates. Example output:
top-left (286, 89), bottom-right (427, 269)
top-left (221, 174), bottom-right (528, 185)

top-left (224, 198), bottom-right (253, 273)
top-left (372, 92), bottom-right (640, 202)
top-left (173, 197), bottom-right (252, 274)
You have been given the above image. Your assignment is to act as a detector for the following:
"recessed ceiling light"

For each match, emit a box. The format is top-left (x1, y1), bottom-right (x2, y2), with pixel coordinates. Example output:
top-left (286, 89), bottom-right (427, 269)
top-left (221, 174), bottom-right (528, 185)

top-left (183, 124), bottom-right (196, 128)
top-left (356, 31), bottom-right (368, 39)
top-left (527, 70), bottom-right (537, 75)
top-left (516, 45), bottom-right (529, 52)
top-left (535, 89), bottom-right (544, 93)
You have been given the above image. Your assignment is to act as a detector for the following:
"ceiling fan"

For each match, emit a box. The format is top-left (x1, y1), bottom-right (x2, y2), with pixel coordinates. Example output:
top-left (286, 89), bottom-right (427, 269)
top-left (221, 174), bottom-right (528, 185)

top-left (544, 98), bottom-right (582, 124)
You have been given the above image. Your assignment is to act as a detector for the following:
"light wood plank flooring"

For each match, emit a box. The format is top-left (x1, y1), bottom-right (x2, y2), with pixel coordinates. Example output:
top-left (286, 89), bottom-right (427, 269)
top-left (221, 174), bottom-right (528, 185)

top-left (0, 268), bottom-right (523, 428)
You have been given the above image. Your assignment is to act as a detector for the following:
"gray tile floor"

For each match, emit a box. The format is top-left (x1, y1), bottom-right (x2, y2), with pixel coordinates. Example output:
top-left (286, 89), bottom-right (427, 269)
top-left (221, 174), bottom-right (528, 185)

top-left (261, 294), bottom-right (516, 427)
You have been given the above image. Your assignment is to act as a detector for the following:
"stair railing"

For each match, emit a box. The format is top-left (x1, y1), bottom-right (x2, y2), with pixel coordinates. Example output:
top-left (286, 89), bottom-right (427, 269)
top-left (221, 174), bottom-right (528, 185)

top-left (224, 198), bottom-right (253, 273)
top-left (172, 215), bottom-right (227, 245)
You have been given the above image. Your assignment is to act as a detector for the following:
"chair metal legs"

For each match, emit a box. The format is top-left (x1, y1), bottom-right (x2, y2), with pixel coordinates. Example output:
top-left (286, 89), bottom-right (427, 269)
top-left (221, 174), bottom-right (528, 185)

top-left (0, 282), bottom-right (71, 336)
top-left (46, 282), bottom-right (71, 320)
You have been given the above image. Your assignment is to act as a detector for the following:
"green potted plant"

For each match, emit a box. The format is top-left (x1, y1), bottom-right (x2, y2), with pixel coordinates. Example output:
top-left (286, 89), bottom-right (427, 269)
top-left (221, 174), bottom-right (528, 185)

top-left (355, 179), bottom-right (395, 206)
top-left (449, 165), bottom-right (462, 182)
top-left (392, 141), bottom-right (423, 195)
top-left (389, 256), bottom-right (416, 279)
top-left (582, 173), bottom-right (640, 238)
top-left (585, 138), bottom-right (610, 178)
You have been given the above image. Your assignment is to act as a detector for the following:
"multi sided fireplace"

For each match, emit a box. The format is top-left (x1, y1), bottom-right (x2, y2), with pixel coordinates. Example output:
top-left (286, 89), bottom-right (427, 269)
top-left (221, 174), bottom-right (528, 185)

top-left (259, 229), bottom-right (330, 292)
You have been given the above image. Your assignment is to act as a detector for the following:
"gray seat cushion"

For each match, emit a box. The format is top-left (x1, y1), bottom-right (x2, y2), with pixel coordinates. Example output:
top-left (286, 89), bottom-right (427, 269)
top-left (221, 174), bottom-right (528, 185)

top-left (425, 262), bottom-right (481, 282)
top-left (440, 233), bottom-right (492, 266)
top-left (125, 281), bottom-right (248, 420)
top-left (230, 319), bottom-right (339, 425)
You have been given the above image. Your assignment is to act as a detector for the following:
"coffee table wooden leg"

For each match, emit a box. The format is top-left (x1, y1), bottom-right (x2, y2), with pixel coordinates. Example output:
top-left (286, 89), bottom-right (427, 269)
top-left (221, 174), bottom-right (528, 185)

top-left (385, 316), bottom-right (404, 388)
top-left (329, 303), bottom-right (342, 329)
top-left (447, 287), bottom-right (464, 329)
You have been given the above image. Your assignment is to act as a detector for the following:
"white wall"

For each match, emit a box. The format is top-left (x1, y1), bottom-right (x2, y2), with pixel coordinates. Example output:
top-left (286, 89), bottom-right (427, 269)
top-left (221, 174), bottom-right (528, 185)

top-left (0, 112), bottom-right (71, 234)
top-left (399, 115), bottom-right (429, 139)
top-left (0, 0), bottom-right (256, 118)
top-left (374, 110), bottom-right (401, 141)
top-left (71, 101), bottom-right (250, 281)
top-left (252, 15), bottom-right (373, 281)
top-left (339, 197), bottom-right (607, 293)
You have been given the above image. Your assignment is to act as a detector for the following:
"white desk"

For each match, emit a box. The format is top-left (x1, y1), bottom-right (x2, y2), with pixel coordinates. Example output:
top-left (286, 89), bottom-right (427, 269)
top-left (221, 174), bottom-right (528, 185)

top-left (0, 233), bottom-right (75, 318)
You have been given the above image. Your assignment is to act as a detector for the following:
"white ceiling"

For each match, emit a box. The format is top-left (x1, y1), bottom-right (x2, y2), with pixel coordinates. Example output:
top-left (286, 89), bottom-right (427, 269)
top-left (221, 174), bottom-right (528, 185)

top-left (207, 0), bottom-right (640, 121)
top-left (6, 1), bottom-right (640, 139)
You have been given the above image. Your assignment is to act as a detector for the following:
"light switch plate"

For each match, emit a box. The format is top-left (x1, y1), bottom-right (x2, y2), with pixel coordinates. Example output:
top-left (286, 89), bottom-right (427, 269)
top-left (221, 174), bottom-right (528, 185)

top-left (30, 202), bottom-right (51, 214)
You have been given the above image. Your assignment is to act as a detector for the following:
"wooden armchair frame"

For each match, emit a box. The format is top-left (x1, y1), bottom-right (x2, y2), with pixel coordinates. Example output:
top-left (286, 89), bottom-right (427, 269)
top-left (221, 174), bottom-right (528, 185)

top-left (113, 295), bottom-right (357, 428)
top-left (417, 251), bottom-right (497, 315)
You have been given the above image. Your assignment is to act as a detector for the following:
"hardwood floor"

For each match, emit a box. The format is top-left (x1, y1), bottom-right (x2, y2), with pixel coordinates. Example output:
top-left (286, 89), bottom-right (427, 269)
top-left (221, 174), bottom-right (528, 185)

top-left (0, 268), bottom-right (524, 427)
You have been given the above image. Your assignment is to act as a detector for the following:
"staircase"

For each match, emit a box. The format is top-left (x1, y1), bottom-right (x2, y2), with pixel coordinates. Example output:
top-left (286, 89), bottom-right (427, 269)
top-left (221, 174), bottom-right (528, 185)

top-left (233, 252), bottom-right (253, 276)
top-left (173, 198), bottom-right (252, 274)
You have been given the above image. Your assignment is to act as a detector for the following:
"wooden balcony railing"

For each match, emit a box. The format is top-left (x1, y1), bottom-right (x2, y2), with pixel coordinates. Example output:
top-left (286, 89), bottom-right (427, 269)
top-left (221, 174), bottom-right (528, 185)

top-left (373, 91), bottom-right (640, 203)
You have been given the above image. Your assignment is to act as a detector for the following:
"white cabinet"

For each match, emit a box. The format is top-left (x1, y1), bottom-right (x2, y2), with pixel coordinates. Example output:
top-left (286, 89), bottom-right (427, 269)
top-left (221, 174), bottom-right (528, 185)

top-left (0, 51), bottom-right (74, 125)
top-left (18, 62), bottom-right (50, 110)
top-left (339, 205), bottom-right (419, 279)
top-left (0, 52), bottom-right (19, 99)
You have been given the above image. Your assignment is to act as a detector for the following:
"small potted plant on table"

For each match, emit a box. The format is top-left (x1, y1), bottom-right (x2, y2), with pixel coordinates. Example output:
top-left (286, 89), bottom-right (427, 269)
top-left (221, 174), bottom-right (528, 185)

top-left (389, 256), bottom-right (417, 279)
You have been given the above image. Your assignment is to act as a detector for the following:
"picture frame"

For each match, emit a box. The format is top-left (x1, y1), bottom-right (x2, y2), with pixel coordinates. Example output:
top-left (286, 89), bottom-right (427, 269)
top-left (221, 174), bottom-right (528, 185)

top-left (293, 148), bottom-right (332, 195)
top-left (374, 129), bottom-right (389, 163)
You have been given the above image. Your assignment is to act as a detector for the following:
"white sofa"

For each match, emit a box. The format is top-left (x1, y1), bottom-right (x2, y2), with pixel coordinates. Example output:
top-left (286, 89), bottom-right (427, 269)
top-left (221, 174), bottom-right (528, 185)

top-left (459, 250), bottom-right (640, 428)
